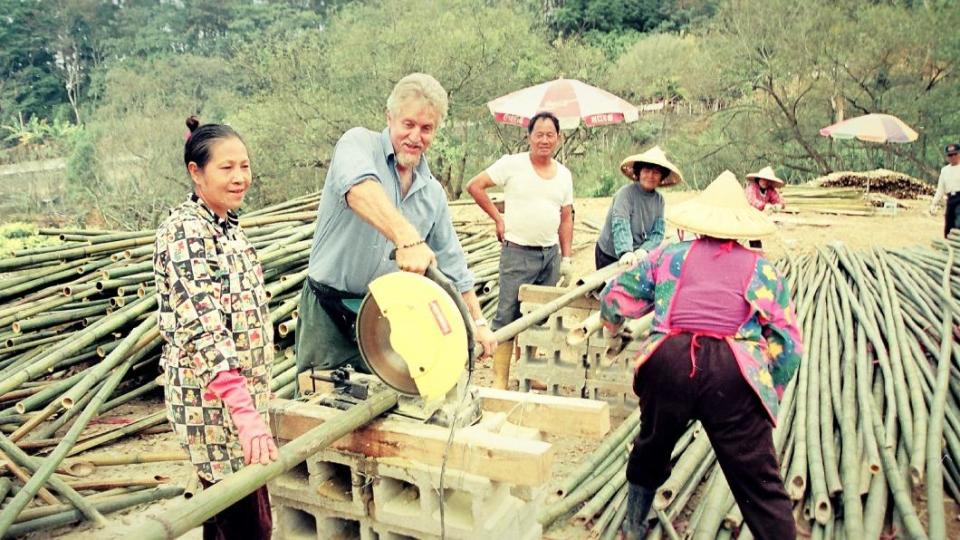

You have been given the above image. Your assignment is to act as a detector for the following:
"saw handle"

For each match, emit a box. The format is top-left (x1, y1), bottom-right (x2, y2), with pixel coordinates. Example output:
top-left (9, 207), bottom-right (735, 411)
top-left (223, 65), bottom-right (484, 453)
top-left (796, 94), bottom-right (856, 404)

top-left (422, 265), bottom-right (476, 373)
top-left (389, 249), bottom-right (477, 372)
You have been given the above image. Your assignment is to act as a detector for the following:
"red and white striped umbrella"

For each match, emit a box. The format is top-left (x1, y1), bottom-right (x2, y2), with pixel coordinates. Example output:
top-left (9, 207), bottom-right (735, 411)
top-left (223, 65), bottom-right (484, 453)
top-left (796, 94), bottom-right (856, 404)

top-left (487, 78), bottom-right (639, 130)
top-left (819, 113), bottom-right (918, 143)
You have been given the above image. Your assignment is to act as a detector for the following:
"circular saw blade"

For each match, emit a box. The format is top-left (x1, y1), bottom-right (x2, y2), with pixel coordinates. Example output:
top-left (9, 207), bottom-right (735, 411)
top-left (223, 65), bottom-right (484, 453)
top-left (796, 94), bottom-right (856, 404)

top-left (355, 272), bottom-right (469, 401)
top-left (356, 294), bottom-right (420, 395)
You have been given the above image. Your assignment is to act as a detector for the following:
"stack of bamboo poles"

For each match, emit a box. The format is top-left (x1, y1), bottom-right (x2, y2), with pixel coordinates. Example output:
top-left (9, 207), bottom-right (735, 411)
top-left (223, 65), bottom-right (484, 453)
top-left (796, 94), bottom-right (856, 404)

top-left (545, 235), bottom-right (960, 539)
top-left (780, 185), bottom-right (877, 216)
top-left (0, 192), bottom-right (506, 536)
top-left (817, 169), bottom-right (935, 200)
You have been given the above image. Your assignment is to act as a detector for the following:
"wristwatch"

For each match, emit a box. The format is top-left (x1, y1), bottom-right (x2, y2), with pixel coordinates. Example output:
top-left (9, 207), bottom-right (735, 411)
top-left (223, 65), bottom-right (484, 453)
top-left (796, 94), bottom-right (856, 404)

top-left (474, 316), bottom-right (489, 328)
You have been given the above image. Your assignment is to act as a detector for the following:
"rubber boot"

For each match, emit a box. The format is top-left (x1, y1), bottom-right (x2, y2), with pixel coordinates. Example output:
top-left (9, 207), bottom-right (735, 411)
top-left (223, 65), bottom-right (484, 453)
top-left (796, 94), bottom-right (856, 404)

top-left (492, 339), bottom-right (513, 390)
top-left (622, 483), bottom-right (655, 540)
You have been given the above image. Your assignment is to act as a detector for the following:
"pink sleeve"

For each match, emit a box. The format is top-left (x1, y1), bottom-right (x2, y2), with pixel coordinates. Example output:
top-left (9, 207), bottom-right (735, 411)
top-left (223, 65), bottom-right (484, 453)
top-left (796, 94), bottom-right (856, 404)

top-left (599, 252), bottom-right (658, 327)
top-left (744, 181), bottom-right (765, 210)
top-left (769, 188), bottom-right (784, 207)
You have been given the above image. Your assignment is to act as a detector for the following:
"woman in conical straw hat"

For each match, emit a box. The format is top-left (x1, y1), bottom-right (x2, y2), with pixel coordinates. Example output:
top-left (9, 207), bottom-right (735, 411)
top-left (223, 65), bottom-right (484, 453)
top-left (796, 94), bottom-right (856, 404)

top-left (599, 171), bottom-right (802, 540)
top-left (595, 146), bottom-right (683, 270)
top-left (744, 165), bottom-right (786, 212)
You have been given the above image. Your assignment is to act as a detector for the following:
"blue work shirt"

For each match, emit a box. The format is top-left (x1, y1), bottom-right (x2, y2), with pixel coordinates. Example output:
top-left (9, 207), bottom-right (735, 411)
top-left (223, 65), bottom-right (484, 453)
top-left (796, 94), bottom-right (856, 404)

top-left (307, 127), bottom-right (474, 295)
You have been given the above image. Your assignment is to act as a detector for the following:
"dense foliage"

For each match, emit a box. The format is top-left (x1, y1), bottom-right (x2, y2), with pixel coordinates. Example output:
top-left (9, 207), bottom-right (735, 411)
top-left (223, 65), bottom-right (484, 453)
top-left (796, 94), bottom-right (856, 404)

top-left (0, 0), bottom-right (957, 227)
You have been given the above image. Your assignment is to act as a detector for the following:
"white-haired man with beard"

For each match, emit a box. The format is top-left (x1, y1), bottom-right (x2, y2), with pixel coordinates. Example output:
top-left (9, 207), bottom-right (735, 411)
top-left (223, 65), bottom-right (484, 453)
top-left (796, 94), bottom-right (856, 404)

top-left (296, 73), bottom-right (496, 377)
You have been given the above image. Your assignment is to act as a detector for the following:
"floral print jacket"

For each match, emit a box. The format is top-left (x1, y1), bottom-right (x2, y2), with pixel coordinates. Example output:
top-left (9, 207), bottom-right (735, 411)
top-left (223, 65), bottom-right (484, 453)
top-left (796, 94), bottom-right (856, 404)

top-left (600, 239), bottom-right (803, 423)
top-left (154, 195), bottom-right (273, 482)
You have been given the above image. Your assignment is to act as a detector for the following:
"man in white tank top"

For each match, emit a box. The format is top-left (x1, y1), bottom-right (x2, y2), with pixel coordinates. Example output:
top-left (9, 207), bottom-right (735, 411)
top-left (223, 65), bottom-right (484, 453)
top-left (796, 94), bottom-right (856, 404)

top-left (466, 111), bottom-right (574, 388)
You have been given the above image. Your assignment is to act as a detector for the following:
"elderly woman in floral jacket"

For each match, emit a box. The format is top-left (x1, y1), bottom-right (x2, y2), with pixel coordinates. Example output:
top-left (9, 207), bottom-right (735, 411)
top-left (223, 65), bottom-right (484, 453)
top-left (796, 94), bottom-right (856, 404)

top-left (154, 117), bottom-right (276, 539)
top-left (601, 171), bottom-right (803, 540)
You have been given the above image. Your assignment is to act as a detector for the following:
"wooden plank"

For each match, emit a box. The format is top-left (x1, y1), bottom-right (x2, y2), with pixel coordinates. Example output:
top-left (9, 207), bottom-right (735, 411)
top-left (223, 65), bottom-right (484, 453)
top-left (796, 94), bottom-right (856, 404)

top-left (518, 284), bottom-right (601, 310)
top-left (475, 387), bottom-right (610, 439)
top-left (269, 399), bottom-right (554, 487)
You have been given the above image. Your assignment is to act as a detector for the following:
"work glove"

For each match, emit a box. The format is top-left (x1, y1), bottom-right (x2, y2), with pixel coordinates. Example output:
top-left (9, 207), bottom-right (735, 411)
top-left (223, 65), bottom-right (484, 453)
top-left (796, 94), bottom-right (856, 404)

top-left (559, 257), bottom-right (574, 286)
top-left (620, 249), bottom-right (647, 267)
top-left (928, 205), bottom-right (938, 216)
top-left (206, 369), bottom-right (279, 465)
top-left (619, 251), bottom-right (639, 266)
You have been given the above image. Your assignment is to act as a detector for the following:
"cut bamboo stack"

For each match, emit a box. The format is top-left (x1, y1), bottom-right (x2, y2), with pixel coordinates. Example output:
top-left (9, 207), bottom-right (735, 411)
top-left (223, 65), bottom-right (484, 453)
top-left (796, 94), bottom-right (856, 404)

top-left (0, 191), bottom-right (505, 536)
top-left (780, 186), bottom-right (876, 216)
top-left (817, 169), bottom-right (935, 199)
top-left (779, 168), bottom-right (935, 217)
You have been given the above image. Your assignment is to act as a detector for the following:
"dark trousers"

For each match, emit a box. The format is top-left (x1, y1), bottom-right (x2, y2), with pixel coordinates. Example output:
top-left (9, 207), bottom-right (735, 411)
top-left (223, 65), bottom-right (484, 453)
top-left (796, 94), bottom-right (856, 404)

top-left (594, 244), bottom-right (618, 270)
top-left (492, 242), bottom-right (560, 330)
top-left (945, 192), bottom-right (960, 238)
top-left (627, 334), bottom-right (795, 540)
top-left (200, 478), bottom-right (272, 540)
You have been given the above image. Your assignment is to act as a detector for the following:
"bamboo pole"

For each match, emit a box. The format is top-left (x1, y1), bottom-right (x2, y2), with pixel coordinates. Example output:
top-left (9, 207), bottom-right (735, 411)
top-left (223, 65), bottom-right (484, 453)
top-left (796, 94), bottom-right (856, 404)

top-left (926, 245), bottom-right (954, 539)
top-left (0, 340), bottom-right (146, 535)
top-left (5, 486), bottom-right (183, 538)
top-left (128, 389), bottom-right (398, 539)
top-left (554, 408), bottom-right (639, 497)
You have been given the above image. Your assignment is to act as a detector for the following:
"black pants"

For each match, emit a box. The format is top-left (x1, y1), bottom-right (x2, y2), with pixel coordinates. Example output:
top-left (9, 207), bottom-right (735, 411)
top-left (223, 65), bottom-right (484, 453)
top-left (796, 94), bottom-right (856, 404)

top-left (594, 244), bottom-right (618, 270)
top-left (627, 333), bottom-right (795, 540)
top-left (200, 479), bottom-right (272, 540)
top-left (945, 192), bottom-right (960, 238)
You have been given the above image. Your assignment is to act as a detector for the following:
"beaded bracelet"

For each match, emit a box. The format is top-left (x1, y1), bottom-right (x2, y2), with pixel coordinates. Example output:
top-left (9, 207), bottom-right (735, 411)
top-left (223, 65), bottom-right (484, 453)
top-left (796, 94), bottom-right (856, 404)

top-left (397, 239), bottom-right (425, 250)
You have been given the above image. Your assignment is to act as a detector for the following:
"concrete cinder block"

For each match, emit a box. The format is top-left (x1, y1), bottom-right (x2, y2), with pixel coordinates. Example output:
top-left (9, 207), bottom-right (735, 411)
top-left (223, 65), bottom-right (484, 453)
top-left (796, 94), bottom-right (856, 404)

top-left (584, 327), bottom-right (643, 380)
top-left (306, 450), bottom-right (372, 516)
top-left (273, 495), bottom-right (376, 540)
top-left (514, 304), bottom-right (591, 395)
top-left (585, 379), bottom-right (637, 420)
top-left (369, 497), bottom-right (537, 540)
top-left (268, 449), bottom-right (370, 517)
top-left (515, 304), bottom-right (591, 367)
top-left (370, 458), bottom-right (534, 539)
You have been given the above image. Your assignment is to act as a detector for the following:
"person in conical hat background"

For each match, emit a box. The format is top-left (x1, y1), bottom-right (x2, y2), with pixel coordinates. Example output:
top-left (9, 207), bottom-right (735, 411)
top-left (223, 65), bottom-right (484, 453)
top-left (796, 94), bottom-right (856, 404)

top-left (595, 146), bottom-right (684, 270)
top-left (599, 171), bottom-right (803, 540)
top-left (743, 166), bottom-right (786, 249)
top-left (744, 165), bottom-right (786, 212)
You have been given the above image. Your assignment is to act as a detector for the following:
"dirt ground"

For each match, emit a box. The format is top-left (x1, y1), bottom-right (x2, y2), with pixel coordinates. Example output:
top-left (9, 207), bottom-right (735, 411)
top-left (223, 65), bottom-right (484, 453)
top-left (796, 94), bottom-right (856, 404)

top-left (36, 192), bottom-right (954, 539)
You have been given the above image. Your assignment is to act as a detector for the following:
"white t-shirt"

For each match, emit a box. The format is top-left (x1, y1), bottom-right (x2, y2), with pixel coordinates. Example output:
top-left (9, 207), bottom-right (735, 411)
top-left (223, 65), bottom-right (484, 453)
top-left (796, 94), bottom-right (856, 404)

top-left (486, 152), bottom-right (574, 247)
top-left (933, 163), bottom-right (960, 205)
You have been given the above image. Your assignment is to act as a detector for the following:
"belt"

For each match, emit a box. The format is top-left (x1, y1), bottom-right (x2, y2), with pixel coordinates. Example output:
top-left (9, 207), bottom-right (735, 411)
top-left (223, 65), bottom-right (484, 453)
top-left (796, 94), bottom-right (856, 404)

top-left (504, 241), bottom-right (555, 251)
top-left (306, 277), bottom-right (363, 300)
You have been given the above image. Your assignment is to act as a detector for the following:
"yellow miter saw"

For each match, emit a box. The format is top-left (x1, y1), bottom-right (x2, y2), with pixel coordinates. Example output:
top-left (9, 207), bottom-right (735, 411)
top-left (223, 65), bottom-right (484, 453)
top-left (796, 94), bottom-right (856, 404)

top-left (355, 266), bottom-right (479, 424)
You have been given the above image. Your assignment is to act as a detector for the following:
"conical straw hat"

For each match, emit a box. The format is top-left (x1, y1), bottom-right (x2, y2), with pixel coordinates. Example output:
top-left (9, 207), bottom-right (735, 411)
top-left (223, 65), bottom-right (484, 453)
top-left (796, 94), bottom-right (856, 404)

top-left (666, 171), bottom-right (777, 240)
top-left (619, 146), bottom-right (684, 187)
top-left (746, 166), bottom-right (786, 187)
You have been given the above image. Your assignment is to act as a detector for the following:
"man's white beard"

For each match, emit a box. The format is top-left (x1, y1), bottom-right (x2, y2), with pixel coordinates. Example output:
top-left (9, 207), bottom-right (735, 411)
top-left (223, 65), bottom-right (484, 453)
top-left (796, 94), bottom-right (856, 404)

top-left (397, 152), bottom-right (421, 169)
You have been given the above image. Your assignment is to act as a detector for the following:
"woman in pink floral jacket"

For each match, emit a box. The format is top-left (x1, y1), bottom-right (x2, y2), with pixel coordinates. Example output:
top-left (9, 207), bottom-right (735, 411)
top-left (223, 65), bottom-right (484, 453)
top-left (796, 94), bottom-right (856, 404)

top-left (601, 171), bottom-right (802, 540)
top-left (744, 165), bottom-right (786, 211)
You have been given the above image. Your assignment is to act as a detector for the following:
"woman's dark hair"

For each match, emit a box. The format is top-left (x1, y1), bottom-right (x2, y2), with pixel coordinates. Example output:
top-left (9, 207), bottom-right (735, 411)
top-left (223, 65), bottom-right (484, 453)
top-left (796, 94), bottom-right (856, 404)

top-left (632, 161), bottom-right (670, 180)
top-left (183, 116), bottom-right (245, 170)
top-left (527, 111), bottom-right (560, 134)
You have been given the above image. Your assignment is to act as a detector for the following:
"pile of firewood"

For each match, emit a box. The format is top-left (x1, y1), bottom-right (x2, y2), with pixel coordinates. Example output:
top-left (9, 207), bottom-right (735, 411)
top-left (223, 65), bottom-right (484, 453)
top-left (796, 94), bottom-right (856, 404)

top-left (816, 169), bottom-right (934, 199)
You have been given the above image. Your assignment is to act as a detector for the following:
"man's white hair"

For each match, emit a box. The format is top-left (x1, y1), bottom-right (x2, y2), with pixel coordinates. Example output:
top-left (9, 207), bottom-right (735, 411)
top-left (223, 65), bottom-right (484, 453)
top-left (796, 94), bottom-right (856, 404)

top-left (386, 73), bottom-right (449, 126)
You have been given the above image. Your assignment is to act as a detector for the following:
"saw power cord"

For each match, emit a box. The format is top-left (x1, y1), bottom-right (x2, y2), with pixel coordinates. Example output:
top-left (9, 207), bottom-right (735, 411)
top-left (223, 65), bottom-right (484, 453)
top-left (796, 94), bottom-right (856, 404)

top-left (438, 366), bottom-right (473, 539)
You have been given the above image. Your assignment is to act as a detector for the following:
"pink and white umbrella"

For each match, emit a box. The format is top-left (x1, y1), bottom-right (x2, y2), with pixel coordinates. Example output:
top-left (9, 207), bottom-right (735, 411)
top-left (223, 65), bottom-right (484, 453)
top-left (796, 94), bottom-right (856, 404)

top-left (819, 113), bottom-right (918, 143)
top-left (487, 78), bottom-right (639, 130)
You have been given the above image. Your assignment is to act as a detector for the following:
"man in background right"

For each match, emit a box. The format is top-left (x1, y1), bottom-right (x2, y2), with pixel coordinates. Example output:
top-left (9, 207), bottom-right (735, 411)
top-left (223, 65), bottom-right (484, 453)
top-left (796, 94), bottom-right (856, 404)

top-left (929, 143), bottom-right (960, 238)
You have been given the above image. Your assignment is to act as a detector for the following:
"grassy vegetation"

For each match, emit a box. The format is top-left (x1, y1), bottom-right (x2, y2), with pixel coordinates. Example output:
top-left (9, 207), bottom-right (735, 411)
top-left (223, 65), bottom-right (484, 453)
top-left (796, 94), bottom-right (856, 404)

top-left (0, 222), bottom-right (58, 255)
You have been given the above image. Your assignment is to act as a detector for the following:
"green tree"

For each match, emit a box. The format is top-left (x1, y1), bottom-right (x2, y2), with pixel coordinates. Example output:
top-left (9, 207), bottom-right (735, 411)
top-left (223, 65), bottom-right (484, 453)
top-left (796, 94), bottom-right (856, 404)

top-left (0, 1), bottom-right (63, 123)
top-left (233, 0), bottom-right (594, 202)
